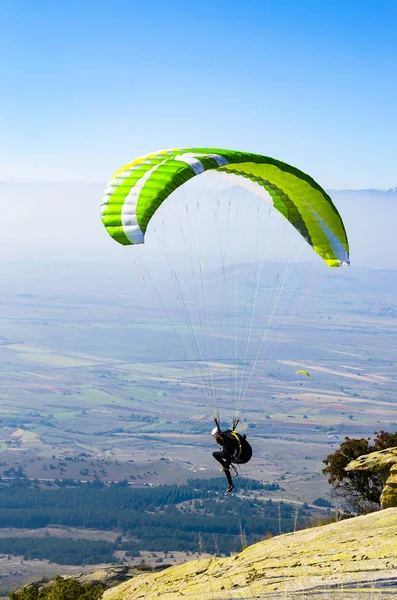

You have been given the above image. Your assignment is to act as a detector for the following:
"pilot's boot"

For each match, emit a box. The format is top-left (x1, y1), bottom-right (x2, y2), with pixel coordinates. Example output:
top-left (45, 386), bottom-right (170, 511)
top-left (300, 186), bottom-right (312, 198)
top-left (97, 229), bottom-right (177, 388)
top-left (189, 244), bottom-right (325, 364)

top-left (225, 469), bottom-right (234, 493)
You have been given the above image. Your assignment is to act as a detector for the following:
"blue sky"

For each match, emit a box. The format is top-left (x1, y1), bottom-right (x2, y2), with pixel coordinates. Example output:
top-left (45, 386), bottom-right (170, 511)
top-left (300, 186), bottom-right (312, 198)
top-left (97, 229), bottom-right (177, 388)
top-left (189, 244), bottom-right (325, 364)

top-left (2, 0), bottom-right (396, 188)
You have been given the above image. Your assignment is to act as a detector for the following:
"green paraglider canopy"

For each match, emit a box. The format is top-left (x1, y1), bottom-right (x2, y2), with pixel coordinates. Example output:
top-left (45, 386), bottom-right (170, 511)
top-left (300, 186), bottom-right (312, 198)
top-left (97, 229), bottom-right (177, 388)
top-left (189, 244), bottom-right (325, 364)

top-left (101, 147), bottom-right (350, 268)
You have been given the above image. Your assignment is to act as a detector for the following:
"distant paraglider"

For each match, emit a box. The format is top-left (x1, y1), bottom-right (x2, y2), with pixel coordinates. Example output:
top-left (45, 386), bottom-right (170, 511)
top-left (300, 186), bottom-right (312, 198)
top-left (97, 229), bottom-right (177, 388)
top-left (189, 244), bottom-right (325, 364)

top-left (296, 370), bottom-right (311, 378)
top-left (296, 370), bottom-right (311, 385)
top-left (327, 434), bottom-right (340, 443)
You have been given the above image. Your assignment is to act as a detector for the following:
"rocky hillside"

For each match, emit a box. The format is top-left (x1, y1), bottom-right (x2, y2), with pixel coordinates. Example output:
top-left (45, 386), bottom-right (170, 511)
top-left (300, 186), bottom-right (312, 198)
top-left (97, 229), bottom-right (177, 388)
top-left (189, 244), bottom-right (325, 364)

top-left (104, 508), bottom-right (397, 599)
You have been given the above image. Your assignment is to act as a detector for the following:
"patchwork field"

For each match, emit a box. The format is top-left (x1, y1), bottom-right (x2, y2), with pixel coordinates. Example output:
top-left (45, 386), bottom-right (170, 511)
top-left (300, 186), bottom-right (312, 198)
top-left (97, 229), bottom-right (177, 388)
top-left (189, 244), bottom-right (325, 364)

top-left (0, 262), bottom-right (395, 505)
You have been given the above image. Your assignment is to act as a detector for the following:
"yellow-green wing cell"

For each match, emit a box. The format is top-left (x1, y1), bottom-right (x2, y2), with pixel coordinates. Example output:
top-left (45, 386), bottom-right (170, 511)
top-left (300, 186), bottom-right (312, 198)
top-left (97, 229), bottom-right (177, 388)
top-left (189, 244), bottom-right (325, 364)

top-left (100, 148), bottom-right (349, 267)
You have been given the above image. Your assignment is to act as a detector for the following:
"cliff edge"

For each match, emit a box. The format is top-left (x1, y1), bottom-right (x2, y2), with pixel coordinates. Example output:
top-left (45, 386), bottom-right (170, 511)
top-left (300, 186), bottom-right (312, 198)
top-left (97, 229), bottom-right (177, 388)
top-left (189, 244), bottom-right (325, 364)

top-left (104, 508), bottom-right (397, 599)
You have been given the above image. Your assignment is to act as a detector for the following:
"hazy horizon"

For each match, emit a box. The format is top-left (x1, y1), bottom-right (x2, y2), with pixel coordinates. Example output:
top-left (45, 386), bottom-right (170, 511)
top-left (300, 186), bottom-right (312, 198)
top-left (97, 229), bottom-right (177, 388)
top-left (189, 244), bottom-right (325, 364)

top-left (1, 181), bottom-right (396, 269)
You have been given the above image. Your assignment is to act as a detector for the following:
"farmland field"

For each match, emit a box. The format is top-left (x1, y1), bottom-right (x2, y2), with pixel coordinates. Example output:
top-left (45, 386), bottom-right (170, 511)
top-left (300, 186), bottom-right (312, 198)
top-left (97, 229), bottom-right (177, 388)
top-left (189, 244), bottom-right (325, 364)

top-left (0, 261), bottom-right (395, 502)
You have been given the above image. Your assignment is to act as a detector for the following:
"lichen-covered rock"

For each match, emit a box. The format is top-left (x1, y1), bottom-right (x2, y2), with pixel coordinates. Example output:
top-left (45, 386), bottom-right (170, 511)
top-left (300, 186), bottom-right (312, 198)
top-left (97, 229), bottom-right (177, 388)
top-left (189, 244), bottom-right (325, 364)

top-left (104, 509), bottom-right (397, 599)
top-left (74, 566), bottom-right (141, 589)
top-left (380, 487), bottom-right (397, 509)
top-left (381, 463), bottom-right (397, 509)
top-left (345, 447), bottom-right (397, 509)
top-left (345, 446), bottom-right (397, 476)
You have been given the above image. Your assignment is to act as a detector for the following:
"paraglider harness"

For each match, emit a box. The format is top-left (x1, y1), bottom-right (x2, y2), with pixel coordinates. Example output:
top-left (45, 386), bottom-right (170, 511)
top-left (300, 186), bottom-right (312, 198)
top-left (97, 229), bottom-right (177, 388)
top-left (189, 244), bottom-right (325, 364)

top-left (214, 417), bottom-right (252, 470)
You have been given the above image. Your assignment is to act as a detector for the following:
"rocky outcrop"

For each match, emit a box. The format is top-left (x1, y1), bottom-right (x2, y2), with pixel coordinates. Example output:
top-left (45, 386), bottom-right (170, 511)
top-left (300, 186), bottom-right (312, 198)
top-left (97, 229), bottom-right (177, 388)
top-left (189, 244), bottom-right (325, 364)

top-left (16, 564), bottom-right (171, 595)
top-left (345, 446), bottom-right (397, 508)
top-left (104, 508), bottom-right (397, 599)
top-left (381, 464), bottom-right (397, 509)
top-left (73, 564), bottom-right (171, 589)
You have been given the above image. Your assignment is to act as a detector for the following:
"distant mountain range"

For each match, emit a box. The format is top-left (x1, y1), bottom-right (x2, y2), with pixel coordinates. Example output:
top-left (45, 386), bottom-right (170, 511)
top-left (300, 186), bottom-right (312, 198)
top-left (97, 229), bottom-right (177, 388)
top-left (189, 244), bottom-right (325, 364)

top-left (329, 187), bottom-right (397, 195)
top-left (1, 180), bottom-right (396, 194)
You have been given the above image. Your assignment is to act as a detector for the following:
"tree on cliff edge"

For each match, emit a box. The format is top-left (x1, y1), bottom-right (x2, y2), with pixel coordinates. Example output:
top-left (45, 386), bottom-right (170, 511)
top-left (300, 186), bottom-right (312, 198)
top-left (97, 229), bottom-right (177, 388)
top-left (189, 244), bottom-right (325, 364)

top-left (322, 430), bottom-right (397, 513)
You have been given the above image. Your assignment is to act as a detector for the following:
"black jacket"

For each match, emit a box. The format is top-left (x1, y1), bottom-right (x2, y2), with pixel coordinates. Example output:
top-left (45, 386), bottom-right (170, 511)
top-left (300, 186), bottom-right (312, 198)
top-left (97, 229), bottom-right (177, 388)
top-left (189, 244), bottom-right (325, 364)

top-left (218, 430), bottom-right (240, 460)
top-left (219, 430), bottom-right (252, 463)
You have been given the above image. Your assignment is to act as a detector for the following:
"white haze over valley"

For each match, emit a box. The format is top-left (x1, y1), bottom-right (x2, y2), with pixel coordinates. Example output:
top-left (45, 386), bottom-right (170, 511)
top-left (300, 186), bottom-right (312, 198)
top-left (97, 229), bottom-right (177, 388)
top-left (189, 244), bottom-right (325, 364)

top-left (1, 177), bottom-right (396, 270)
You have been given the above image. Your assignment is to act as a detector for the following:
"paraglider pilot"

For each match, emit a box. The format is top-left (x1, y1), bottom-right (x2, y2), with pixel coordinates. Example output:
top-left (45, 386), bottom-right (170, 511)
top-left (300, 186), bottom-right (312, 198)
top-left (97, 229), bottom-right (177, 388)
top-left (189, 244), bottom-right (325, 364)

top-left (211, 419), bottom-right (252, 493)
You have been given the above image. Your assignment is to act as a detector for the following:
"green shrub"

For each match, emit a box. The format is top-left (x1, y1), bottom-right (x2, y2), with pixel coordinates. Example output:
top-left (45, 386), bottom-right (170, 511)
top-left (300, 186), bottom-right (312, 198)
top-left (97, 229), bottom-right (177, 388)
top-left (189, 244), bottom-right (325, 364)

top-left (9, 576), bottom-right (103, 600)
